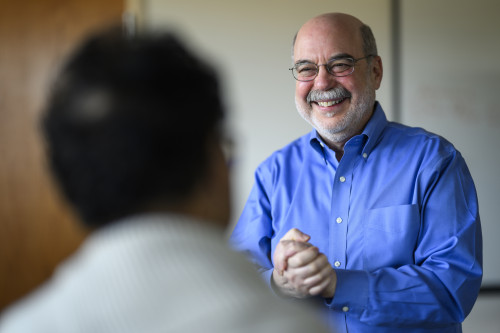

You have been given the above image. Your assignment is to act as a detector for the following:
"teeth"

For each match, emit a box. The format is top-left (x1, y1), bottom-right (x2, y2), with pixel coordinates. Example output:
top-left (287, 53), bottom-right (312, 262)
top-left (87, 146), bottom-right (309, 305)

top-left (318, 99), bottom-right (343, 107)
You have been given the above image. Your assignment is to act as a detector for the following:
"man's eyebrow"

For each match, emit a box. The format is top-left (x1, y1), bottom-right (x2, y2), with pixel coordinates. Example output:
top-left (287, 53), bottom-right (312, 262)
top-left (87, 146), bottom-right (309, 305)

top-left (328, 53), bottom-right (354, 61)
top-left (294, 59), bottom-right (315, 66)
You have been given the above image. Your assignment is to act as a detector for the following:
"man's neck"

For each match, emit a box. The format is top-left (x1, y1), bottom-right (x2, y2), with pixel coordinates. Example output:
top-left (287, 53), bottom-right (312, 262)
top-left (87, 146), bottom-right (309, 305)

top-left (320, 104), bottom-right (376, 161)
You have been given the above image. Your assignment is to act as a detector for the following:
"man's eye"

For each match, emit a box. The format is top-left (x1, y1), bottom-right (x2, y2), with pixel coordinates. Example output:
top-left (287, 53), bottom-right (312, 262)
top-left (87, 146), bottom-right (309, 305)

top-left (297, 65), bottom-right (317, 74)
top-left (329, 62), bottom-right (352, 73)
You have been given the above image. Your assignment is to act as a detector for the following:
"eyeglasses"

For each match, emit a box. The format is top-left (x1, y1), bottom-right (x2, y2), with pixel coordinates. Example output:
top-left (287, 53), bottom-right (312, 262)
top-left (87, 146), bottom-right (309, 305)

top-left (290, 55), bottom-right (374, 82)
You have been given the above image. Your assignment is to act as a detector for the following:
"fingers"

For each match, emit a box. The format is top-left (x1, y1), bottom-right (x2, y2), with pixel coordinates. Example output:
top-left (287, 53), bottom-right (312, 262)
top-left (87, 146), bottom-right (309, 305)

top-left (287, 245), bottom-right (319, 268)
top-left (287, 251), bottom-right (328, 277)
top-left (272, 240), bottom-right (337, 299)
top-left (273, 228), bottom-right (337, 299)
top-left (281, 228), bottom-right (311, 242)
top-left (308, 274), bottom-right (332, 296)
top-left (281, 239), bottom-right (313, 258)
top-left (284, 252), bottom-right (335, 297)
top-left (304, 262), bottom-right (336, 296)
top-left (274, 240), bottom-right (312, 275)
top-left (273, 228), bottom-right (312, 275)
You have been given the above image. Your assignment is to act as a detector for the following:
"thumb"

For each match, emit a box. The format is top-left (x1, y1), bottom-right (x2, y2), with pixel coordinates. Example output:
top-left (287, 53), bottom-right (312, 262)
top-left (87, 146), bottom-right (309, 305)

top-left (284, 228), bottom-right (311, 243)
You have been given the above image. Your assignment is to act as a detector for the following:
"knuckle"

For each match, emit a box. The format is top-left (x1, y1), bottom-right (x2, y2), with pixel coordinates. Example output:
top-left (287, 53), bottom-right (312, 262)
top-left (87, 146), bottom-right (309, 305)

top-left (317, 253), bottom-right (327, 262)
top-left (292, 256), bottom-right (305, 267)
top-left (308, 260), bottom-right (322, 273)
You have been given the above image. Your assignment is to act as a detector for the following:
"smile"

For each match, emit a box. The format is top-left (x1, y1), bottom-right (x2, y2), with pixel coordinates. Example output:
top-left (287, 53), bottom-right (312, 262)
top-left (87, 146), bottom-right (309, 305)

top-left (317, 98), bottom-right (346, 107)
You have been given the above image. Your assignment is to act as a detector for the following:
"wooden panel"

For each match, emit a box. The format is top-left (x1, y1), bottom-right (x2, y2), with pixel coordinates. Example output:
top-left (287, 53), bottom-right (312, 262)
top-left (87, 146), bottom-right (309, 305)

top-left (0, 0), bottom-right (123, 310)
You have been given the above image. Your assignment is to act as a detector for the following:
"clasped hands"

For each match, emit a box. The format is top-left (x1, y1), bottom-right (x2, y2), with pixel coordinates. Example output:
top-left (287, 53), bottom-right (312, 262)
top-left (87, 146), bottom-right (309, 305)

top-left (272, 228), bottom-right (337, 299)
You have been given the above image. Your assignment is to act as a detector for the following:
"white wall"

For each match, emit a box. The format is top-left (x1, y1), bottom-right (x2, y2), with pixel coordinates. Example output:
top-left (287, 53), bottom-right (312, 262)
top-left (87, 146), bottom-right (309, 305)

top-left (137, 0), bottom-right (393, 228)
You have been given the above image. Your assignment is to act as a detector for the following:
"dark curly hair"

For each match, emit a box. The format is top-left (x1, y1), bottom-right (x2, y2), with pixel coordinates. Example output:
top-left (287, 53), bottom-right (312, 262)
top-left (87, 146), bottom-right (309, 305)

top-left (42, 29), bottom-right (225, 227)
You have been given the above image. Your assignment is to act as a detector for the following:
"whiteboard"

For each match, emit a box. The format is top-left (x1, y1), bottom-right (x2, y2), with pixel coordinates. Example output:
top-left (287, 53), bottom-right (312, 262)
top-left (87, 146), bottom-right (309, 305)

top-left (400, 0), bottom-right (500, 285)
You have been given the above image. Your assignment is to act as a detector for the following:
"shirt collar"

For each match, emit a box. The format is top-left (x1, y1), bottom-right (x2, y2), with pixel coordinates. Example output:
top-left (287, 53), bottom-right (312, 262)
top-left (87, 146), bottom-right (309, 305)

top-left (308, 130), bottom-right (329, 165)
top-left (360, 102), bottom-right (387, 157)
top-left (308, 101), bottom-right (388, 158)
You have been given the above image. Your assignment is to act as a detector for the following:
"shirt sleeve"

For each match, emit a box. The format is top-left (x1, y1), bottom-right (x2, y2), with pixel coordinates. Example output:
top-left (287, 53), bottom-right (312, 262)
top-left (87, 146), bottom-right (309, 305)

top-left (230, 165), bottom-right (275, 285)
top-left (327, 149), bottom-right (483, 327)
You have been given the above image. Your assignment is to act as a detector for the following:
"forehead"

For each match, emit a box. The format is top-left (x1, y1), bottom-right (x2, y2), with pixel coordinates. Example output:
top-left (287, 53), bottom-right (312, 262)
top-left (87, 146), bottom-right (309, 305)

top-left (293, 18), bottom-right (363, 62)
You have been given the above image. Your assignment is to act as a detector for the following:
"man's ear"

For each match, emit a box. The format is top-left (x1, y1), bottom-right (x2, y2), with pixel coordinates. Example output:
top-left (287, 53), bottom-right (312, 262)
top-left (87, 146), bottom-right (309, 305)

top-left (372, 55), bottom-right (383, 90)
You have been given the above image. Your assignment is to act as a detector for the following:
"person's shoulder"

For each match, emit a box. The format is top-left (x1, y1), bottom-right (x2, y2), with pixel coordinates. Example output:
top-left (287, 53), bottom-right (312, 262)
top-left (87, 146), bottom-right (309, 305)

top-left (0, 278), bottom-right (60, 333)
top-left (0, 219), bottom-right (329, 333)
top-left (384, 121), bottom-right (457, 155)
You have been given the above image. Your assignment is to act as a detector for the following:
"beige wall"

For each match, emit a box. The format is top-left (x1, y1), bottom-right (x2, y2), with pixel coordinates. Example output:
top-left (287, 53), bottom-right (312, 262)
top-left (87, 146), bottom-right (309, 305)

top-left (130, 0), bottom-right (393, 226)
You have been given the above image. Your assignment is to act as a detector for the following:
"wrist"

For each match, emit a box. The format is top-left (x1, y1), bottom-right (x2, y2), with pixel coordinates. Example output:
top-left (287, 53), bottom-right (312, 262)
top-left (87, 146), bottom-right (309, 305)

top-left (271, 269), bottom-right (294, 298)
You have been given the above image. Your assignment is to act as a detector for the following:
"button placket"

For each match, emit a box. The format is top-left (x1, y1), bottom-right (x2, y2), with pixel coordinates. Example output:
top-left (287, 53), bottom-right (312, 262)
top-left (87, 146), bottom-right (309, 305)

top-left (330, 144), bottom-right (360, 275)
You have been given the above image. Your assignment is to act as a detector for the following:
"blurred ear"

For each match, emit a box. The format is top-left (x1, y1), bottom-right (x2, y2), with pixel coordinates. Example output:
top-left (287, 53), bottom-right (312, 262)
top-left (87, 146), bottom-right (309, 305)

top-left (206, 139), bottom-right (231, 227)
top-left (189, 137), bottom-right (231, 228)
top-left (371, 55), bottom-right (383, 90)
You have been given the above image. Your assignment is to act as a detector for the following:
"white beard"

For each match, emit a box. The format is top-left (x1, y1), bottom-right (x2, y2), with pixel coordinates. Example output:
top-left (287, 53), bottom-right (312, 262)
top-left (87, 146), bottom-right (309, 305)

top-left (295, 84), bottom-right (375, 145)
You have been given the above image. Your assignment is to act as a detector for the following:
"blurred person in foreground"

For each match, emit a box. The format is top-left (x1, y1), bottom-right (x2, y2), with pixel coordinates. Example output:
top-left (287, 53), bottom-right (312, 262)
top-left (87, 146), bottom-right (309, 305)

top-left (230, 12), bottom-right (482, 332)
top-left (0, 28), bottom-right (329, 333)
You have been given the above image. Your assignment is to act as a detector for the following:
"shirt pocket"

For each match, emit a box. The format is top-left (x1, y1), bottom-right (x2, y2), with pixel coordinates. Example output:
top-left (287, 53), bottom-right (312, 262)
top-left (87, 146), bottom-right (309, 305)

top-left (363, 204), bottom-right (420, 271)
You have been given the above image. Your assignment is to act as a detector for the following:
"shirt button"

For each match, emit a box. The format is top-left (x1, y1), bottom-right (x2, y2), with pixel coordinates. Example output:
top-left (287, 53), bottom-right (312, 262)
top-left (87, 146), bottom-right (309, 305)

top-left (342, 306), bottom-right (349, 312)
top-left (334, 261), bottom-right (341, 267)
top-left (336, 217), bottom-right (343, 224)
top-left (339, 176), bottom-right (346, 182)
top-left (362, 153), bottom-right (368, 159)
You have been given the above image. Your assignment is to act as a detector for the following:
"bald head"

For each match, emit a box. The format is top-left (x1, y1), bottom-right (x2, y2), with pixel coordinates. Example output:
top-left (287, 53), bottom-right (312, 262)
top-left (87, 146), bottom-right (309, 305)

top-left (302, 13), bottom-right (364, 35)
top-left (292, 13), bottom-right (377, 61)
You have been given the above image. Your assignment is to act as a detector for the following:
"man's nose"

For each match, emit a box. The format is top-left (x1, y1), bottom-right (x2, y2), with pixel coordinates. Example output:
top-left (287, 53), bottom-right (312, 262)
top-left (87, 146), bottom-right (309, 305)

top-left (314, 65), bottom-right (336, 90)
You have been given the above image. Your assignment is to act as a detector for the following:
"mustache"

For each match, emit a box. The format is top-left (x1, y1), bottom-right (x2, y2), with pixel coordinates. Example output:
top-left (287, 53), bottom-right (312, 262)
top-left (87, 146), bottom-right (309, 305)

top-left (307, 87), bottom-right (351, 105)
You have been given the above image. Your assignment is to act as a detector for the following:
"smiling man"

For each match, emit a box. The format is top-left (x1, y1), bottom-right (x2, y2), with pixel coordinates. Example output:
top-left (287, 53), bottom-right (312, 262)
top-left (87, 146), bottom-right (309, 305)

top-left (293, 14), bottom-right (381, 160)
top-left (230, 13), bottom-right (482, 332)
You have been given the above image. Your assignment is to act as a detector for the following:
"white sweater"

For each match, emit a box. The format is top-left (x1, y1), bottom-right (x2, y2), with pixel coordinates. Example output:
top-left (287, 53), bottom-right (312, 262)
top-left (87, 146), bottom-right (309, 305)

top-left (0, 214), bottom-right (329, 333)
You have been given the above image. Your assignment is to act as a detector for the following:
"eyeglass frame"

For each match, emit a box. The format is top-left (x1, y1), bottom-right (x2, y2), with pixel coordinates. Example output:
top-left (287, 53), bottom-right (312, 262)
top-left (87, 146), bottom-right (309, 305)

top-left (289, 55), bottom-right (375, 82)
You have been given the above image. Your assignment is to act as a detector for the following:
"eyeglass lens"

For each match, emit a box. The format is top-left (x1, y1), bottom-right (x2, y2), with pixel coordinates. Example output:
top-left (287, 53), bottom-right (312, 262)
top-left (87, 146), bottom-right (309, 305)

top-left (292, 58), bottom-right (355, 81)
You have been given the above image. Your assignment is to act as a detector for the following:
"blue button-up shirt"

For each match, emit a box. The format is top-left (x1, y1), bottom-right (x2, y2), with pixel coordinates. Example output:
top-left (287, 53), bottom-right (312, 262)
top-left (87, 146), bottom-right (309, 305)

top-left (230, 103), bottom-right (482, 332)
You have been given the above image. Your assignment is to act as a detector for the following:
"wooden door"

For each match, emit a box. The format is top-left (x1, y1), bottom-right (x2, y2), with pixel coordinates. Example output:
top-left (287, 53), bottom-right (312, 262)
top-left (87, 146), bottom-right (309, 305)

top-left (0, 0), bottom-right (123, 311)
